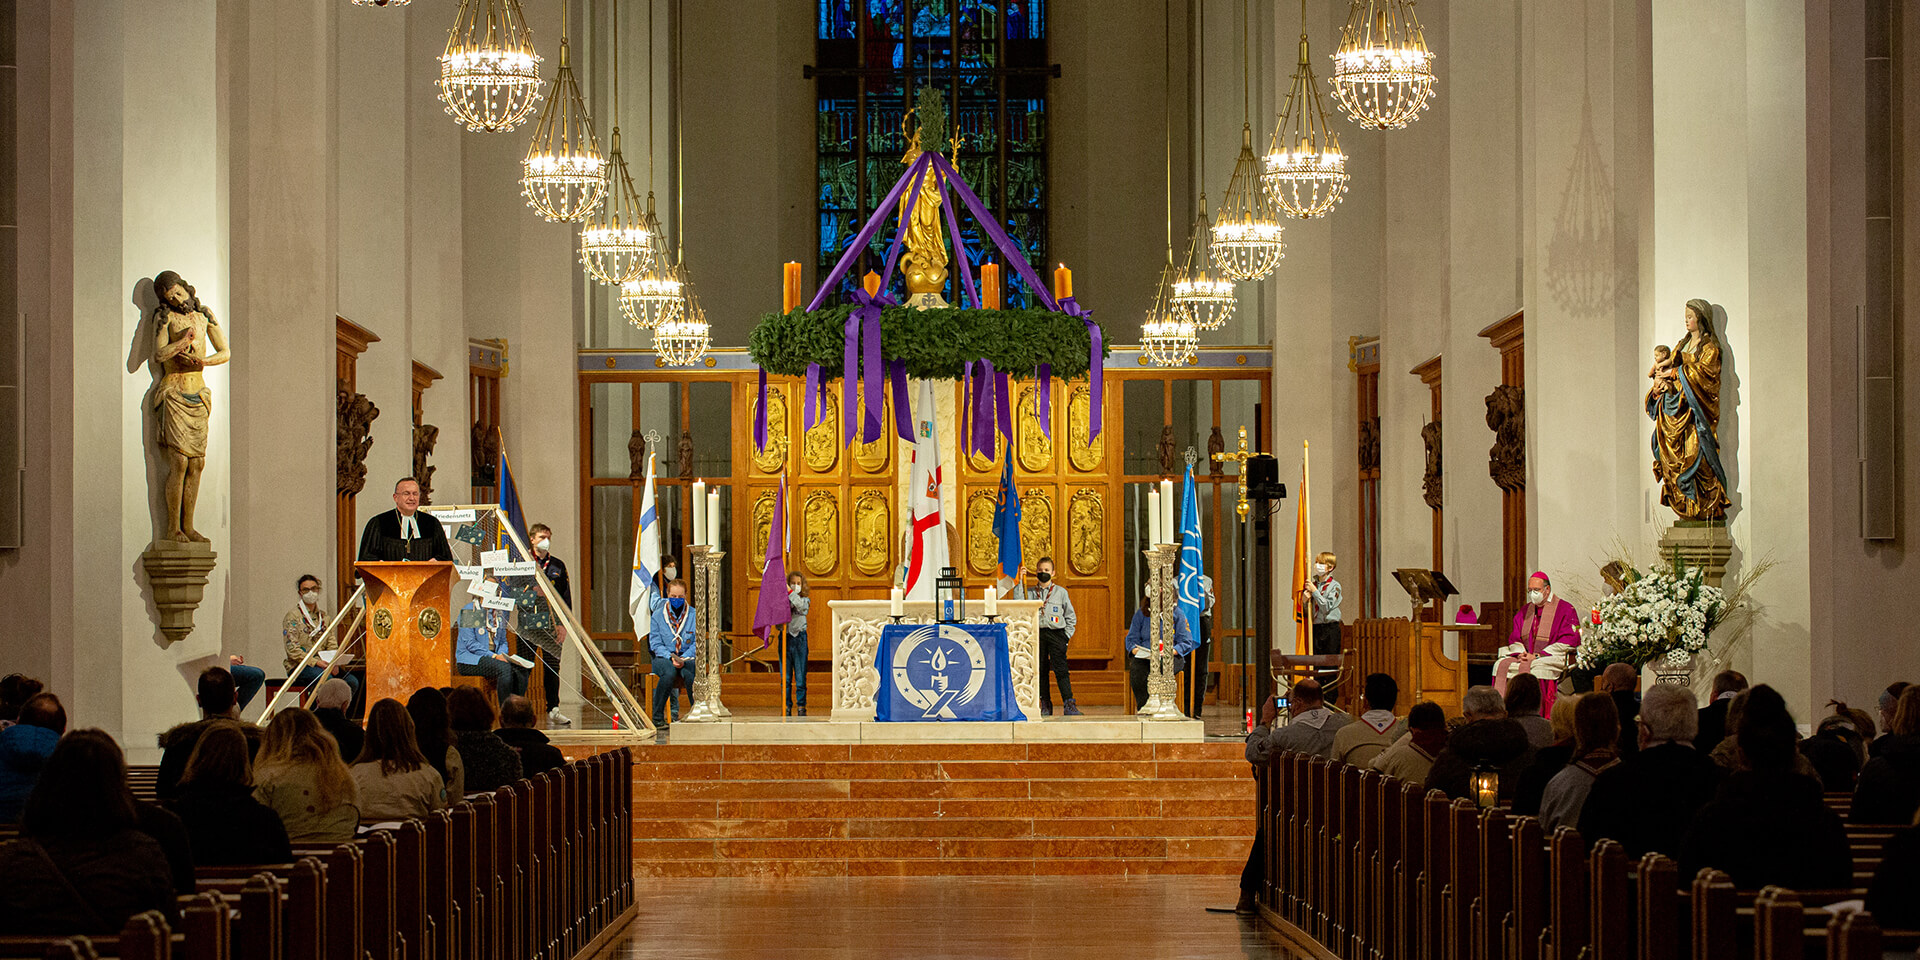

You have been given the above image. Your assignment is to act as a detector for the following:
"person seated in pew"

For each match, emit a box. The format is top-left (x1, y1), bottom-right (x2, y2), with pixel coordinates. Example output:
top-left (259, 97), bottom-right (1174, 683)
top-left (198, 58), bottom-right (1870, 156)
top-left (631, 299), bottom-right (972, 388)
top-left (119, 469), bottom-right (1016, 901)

top-left (649, 578), bottom-right (698, 727)
top-left (253, 708), bottom-right (360, 844)
top-left (494, 695), bottom-right (566, 779)
top-left (157, 666), bottom-right (264, 801)
top-left (1505, 674), bottom-right (1554, 750)
top-left (310, 678), bottom-right (363, 764)
top-left (1425, 685), bottom-right (1537, 803)
top-left (1331, 673), bottom-right (1404, 767)
top-left (0, 730), bottom-right (179, 935)
top-left (167, 721), bottom-right (293, 866)
top-left (1708, 687), bottom-right (1823, 783)
top-left (1853, 686), bottom-right (1920, 825)
top-left (0, 673), bottom-right (44, 726)
top-left (1539, 692), bottom-right (1621, 831)
top-left (1800, 710), bottom-right (1869, 792)
top-left (1579, 683), bottom-right (1723, 860)
top-left (1368, 700), bottom-right (1448, 783)
top-left (350, 699), bottom-right (446, 822)
top-left (1867, 815), bottom-right (1920, 931)
top-left (455, 575), bottom-right (531, 707)
top-left (1695, 669), bottom-right (1747, 755)
top-left (1246, 678), bottom-right (1348, 764)
top-left (448, 686), bottom-right (523, 795)
top-left (1596, 662), bottom-right (1642, 760)
top-left (1512, 693), bottom-right (1582, 816)
top-left (0, 692), bottom-right (65, 823)
top-left (406, 688), bottom-right (465, 799)
top-left (1682, 684), bottom-right (1852, 892)
top-left (1873, 681), bottom-right (1911, 758)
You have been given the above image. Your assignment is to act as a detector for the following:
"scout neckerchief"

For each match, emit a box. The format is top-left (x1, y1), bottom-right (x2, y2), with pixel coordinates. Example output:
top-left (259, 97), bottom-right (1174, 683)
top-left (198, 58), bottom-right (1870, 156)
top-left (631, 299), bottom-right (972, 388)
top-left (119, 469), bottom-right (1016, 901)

top-left (667, 602), bottom-right (691, 656)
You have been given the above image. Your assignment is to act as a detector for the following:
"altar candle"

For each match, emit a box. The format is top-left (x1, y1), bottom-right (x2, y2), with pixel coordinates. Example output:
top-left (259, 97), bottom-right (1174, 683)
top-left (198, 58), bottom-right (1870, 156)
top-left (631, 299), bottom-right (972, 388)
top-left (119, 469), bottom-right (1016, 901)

top-left (862, 270), bottom-right (883, 297)
top-left (707, 489), bottom-right (722, 551)
top-left (981, 263), bottom-right (1002, 310)
top-left (1160, 479), bottom-right (1175, 543)
top-left (691, 480), bottom-right (707, 546)
top-left (890, 588), bottom-right (905, 617)
top-left (783, 261), bottom-right (802, 312)
top-left (984, 586), bottom-right (998, 616)
top-left (1147, 489), bottom-right (1162, 546)
top-left (1053, 263), bottom-right (1073, 301)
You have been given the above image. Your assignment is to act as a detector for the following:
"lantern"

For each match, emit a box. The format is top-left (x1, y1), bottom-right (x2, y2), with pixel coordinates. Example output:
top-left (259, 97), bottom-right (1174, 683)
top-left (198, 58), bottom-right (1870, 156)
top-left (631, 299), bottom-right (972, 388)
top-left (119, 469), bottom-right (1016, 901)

top-left (936, 567), bottom-right (964, 623)
top-left (1470, 762), bottom-right (1499, 809)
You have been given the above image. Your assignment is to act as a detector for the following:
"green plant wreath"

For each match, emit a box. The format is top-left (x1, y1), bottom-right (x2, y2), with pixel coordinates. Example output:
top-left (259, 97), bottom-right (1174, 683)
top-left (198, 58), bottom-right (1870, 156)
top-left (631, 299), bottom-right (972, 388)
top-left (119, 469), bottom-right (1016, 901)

top-left (747, 305), bottom-right (1111, 382)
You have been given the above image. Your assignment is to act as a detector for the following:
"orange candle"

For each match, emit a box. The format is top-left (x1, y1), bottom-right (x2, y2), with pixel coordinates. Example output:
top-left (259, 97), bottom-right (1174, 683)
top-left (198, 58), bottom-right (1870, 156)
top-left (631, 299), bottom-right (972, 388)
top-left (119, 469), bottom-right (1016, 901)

top-left (782, 261), bottom-right (802, 312)
top-left (1053, 263), bottom-right (1073, 301)
top-left (862, 270), bottom-right (883, 297)
top-left (981, 263), bottom-right (1002, 310)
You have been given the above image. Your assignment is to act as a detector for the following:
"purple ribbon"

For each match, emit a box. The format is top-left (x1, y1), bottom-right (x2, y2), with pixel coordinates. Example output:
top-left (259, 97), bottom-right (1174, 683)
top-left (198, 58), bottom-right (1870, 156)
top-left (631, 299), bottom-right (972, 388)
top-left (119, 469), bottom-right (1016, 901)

top-left (932, 165), bottom-right (981, 310)
top-left (807, 152), bottom-right (934, 312)
top-left (890, 360), bottom-right (914, 443)
top-left (803, 364), bottom-right (822, 431)
top-left (755, 367), bottom-right (770, 450)
top-left (968, 360), bottom-right (998, 458)
top-left (995, 367), bottom-right (1013, 448)
top-left (1056, 296), bottom-right (1102, 440)
top-left (844, 287), bottom-right (894, 445)
top-left (1034, 363), bottom-right (1053, 440)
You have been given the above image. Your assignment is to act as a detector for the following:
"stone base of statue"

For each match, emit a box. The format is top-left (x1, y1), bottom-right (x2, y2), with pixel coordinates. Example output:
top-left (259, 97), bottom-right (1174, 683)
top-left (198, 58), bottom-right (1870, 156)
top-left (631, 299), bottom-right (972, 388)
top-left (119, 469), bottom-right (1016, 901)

top-left (141, 540), bottom-right (218, 643)
top-left (1657, 520), bottom-right (1732, 588)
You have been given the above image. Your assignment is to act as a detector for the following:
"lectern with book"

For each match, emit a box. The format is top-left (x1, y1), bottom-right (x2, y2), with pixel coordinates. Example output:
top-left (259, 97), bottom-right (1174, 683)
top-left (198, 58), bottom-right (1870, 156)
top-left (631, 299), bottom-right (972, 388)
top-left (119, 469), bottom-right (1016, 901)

top-left (354, 561), bottom-right (455, 704)
top-left (1343, 568), bottom-right (1489, 716)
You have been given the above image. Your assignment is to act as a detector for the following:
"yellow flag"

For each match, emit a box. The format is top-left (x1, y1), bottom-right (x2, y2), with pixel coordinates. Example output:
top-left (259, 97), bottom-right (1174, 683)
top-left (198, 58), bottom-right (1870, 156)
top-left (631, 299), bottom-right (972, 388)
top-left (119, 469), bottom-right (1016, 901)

top-left (1293, 442), bottom-right (1311, 655)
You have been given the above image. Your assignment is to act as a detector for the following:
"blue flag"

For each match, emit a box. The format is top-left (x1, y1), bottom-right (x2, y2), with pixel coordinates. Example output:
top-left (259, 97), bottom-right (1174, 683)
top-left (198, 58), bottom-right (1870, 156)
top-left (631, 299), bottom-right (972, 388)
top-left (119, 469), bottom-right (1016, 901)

top-left (498, 450), bottom-right (527, 553)
top-left (1176, 461), bottom-right (1204, 647)
top-left (992, 443), bottom-right (1022, 579)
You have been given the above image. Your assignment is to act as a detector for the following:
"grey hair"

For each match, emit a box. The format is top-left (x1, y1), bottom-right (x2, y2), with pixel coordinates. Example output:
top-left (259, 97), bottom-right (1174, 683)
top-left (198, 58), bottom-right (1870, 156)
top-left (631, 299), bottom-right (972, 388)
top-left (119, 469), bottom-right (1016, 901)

top-left (1640, 684), bottom-right (1698, 743)
top-left (1462, 685), bottom-right (1506, 719)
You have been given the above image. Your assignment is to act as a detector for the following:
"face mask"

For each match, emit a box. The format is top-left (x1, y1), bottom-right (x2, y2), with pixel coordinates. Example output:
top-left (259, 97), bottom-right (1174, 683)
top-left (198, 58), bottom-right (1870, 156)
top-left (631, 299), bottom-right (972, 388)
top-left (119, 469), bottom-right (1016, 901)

top-left (534, 539), bottom-right (551, 554)
top-left (1527, 590), bottom-right (1544, 605)
top-left (663, 566), bottom-right (678, 581)
top-left (789, 582), bottom-right (801, 594)
top-left (300, 591), bottom-right (320, 605)
top-left (668, 597), bottom-right (686, 613)
top-left (1313, 564), bottom-right (1328, 575)
top-left (1036, 571), bottom-right (1052, 583)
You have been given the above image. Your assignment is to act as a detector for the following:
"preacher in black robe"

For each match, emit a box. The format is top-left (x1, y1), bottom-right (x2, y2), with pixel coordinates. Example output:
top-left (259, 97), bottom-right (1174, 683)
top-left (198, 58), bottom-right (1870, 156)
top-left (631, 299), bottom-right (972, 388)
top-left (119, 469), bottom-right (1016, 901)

top-left (357, 478), bottom-right (453, 562)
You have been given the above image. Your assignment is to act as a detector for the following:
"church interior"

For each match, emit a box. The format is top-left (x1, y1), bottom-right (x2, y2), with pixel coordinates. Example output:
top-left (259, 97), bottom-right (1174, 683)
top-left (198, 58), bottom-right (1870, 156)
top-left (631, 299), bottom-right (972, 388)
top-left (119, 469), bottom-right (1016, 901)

top-left (0, 0), bottom-right (1916, 956)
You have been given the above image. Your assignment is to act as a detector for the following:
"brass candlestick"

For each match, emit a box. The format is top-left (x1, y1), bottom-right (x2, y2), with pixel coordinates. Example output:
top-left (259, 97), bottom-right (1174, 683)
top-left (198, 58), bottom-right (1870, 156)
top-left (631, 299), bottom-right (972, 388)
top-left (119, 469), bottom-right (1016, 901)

top-left (1145, 543), bottom-right (1188, 721)
top-left (682, 546), bottom-right (731, 722)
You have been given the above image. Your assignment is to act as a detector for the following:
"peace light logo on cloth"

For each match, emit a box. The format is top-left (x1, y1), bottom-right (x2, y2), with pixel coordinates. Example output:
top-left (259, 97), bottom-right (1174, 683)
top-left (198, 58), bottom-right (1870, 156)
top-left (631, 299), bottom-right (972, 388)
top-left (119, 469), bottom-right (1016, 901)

top-left (889, 624), bottom-right (988, 720)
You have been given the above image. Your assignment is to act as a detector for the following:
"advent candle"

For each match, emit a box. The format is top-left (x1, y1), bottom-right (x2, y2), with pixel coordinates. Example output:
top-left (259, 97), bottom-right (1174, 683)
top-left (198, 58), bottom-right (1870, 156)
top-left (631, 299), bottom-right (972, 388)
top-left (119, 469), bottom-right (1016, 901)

top-left (706, 489), bottom-right (722, 551)
top-left (862, 270), bottom-right (883, 297)
top-left (981, 263), bottom-right (1002, 310)
top-left (984, 587), bottom-right (998, 616)
top-left (1160, 479), bottom-right (1175, 543)
top-left (691, 480), bottom-right (707, 547)
top-left (1053, 263), bottom-right (1073, 301)
top-left (1147, 489), bottom-right (1162, 546)
top-left (783, 261), bottom-right (802, 312)
top-left (890, 588), bottom-right (905, 618)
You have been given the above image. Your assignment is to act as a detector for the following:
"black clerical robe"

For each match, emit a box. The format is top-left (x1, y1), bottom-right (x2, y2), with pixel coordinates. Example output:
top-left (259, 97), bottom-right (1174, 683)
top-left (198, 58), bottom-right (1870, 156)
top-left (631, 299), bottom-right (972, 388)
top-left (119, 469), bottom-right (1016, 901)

top-left (357, 508), bottom-right (454, 562)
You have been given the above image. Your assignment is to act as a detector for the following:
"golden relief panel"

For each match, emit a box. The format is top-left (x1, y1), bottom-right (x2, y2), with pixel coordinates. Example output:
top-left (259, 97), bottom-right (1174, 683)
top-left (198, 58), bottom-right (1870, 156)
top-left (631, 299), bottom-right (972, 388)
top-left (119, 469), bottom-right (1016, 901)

top-left (803, 491), bottom-right (838, 576)
top-left (1068, 488), bottom-right (1104, 576)
top-left (803, 392), bottom-right (839, 473)
top-left (852, 489), bottom-right (891, 576)
top-left (1019, 487), bottom-right (1052, 569)
top-left (966, 425), bottom-right (998, 473)
top-left (1017, 386), bottom-right (1052, 473)
top-left (853, 391), bottom-right (890, 474)
top-left (965, 490), bottom-right (997, 575)
top-left (753, 388), bottom-right (790, 474)
top-left (752, 490), bottom-right (777, 573)
top-left (1068, 386), bottom-right (1102, 472)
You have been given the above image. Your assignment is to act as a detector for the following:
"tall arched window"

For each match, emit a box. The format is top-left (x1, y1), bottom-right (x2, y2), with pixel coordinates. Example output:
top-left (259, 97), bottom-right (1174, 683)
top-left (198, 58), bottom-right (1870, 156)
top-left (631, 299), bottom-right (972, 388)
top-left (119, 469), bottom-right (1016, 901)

top-left (813, 1), bottom-right (1051, 305)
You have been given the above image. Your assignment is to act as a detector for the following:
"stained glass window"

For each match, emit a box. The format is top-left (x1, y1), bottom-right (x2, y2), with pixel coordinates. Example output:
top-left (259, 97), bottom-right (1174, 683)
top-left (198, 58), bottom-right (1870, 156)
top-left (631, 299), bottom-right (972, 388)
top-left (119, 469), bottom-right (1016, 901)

top-left (814, 1), bottom-right (1050, 307)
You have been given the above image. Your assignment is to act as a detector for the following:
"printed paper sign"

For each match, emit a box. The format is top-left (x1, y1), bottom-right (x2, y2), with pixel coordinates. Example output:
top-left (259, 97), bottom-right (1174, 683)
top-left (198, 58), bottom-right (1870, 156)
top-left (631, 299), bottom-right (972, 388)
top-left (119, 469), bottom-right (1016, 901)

top-left (478, 549), bottom-right (509, 568)
top-left (455, 564), bottom-right (483, 581)
top-left (425, 508), bottom-right (477, 523)
top-left (467, 579), bottom-right (498, 599)
top-left (482, 596), bottom-right (517, 612)
top-left (495, 562), bottom-right (538, 577)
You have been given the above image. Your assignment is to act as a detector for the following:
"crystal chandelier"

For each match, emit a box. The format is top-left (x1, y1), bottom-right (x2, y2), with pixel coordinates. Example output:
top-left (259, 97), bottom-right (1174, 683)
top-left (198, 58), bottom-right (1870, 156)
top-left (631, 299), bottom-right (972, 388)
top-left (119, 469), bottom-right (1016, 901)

top-left (1329, 0), bottom-right (1437, 131)
top-left (436, 0), bottom-right (542, 133)
top-left (1171, 203), bottom-right (1236, 332)
top-left (354, 0), bottom-right (410, 6)
top-left (1142, 262), bottom-right (1198, 367)
top-left (653, 288), bottom-right (710, 366)
top-left (1211, 1), bottom-right (1284, 281)
top-left (520, 1), bottom-right (605, 222)
top-left (1263, 0), bottom-right (1350, 220)
top-left (620, 220), bottom-right (684, 329)
top-left (578, 4), bottom-right (651, 285)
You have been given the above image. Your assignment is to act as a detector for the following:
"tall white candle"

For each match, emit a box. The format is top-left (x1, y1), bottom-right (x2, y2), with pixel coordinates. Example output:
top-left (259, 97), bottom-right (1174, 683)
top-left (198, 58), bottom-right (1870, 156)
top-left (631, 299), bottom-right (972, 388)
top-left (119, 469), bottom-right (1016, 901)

top-left (1147, 489), bottom-right (1162, 546)
top-left (984, 586), bottom-right (998, 616)
top-left (1160, 479), bottom-right (1175, 543)
top-left (890, 587), bottom-right (905, 617)
top-left (707, 489), bottom-right (722, 550)
top-left (691, 480), bottom-right (707, 546)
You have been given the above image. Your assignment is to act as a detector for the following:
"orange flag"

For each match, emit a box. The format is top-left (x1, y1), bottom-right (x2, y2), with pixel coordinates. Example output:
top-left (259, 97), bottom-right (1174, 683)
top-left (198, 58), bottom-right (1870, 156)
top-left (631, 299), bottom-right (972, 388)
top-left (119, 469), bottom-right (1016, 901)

top-left (1292, 442), bottom-right (1311, 655)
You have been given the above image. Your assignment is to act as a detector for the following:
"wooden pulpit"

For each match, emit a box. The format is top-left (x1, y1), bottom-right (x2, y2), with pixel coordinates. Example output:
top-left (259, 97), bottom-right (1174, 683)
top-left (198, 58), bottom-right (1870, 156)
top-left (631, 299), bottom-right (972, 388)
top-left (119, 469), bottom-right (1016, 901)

top-left (355, 561), bottom-right (455, 704)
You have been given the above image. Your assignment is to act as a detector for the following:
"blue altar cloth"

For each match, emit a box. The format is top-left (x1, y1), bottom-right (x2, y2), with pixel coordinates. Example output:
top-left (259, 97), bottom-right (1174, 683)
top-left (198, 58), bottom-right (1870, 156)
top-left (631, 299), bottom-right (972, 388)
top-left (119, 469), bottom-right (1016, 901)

top-left (874, 623), bottom-right (1027, 722)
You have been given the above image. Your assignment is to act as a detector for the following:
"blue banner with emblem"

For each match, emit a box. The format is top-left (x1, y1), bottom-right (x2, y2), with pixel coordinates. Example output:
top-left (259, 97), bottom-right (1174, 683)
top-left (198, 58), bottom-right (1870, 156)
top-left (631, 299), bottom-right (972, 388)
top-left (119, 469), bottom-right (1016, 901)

top-left (875, 623), bottom-right (1027, 722)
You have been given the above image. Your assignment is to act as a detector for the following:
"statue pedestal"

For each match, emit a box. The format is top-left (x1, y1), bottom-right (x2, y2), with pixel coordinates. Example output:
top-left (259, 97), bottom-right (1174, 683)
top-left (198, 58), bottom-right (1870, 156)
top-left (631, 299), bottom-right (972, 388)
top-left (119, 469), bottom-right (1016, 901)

top-left (141, 540), bottom-right (218, 643)
top-left (1657, 521), bottom-right (1733, 588)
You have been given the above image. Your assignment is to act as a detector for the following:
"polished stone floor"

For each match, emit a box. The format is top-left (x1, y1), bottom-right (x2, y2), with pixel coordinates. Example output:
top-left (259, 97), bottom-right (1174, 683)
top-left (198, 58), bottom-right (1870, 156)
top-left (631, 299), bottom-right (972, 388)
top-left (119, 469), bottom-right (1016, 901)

top-left (594, 876), bottom-right (1312, 959)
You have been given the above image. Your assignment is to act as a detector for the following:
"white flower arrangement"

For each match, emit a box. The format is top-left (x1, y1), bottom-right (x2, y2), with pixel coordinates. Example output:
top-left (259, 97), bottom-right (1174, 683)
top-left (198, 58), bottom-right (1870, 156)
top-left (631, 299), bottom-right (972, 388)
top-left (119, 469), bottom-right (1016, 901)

top-left (1576, 550), bottom-right (1728, 670)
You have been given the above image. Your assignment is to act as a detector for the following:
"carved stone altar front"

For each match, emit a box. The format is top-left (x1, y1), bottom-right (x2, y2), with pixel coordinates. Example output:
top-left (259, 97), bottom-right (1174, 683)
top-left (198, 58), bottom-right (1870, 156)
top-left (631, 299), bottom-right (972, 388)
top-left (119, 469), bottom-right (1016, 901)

top-left (829, 600), bottom-right (1041, 721)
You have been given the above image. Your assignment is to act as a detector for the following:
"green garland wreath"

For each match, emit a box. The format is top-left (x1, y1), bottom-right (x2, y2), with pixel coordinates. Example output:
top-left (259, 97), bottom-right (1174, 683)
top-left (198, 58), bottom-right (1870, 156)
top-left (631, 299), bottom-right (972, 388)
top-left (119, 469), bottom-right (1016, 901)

top-left (747, 305), bottom-right (1111, 382)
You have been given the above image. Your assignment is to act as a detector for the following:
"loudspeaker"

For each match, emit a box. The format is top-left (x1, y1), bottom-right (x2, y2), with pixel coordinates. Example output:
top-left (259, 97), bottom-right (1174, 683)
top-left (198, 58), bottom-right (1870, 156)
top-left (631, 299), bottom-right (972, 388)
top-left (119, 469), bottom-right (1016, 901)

top-left (1247, 454), bottom-right (1286, 501)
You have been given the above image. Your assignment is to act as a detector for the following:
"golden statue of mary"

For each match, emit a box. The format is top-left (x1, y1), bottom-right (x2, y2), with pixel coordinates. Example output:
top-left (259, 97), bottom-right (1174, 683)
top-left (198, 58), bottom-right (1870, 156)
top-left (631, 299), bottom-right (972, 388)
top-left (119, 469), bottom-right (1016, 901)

top-left (1646, 298), bottom-right (1731, 520)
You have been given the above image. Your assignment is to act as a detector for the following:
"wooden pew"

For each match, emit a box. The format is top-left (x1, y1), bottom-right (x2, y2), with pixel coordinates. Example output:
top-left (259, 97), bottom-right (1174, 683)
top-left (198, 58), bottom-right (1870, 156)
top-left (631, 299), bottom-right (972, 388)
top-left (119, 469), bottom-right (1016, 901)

top-left (1585, 839), bottom-right (1631, 960)
top-left (1634, 854), bottom-right (1682, 960)
top-left (1474, 807), bottom-right (1512, 960)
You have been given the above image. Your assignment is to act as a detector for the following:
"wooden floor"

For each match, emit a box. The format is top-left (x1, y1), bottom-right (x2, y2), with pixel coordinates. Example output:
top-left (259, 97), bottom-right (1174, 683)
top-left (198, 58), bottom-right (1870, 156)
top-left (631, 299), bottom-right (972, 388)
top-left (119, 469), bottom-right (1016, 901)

top-left (590, 876), bottom-right (1315, 959)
